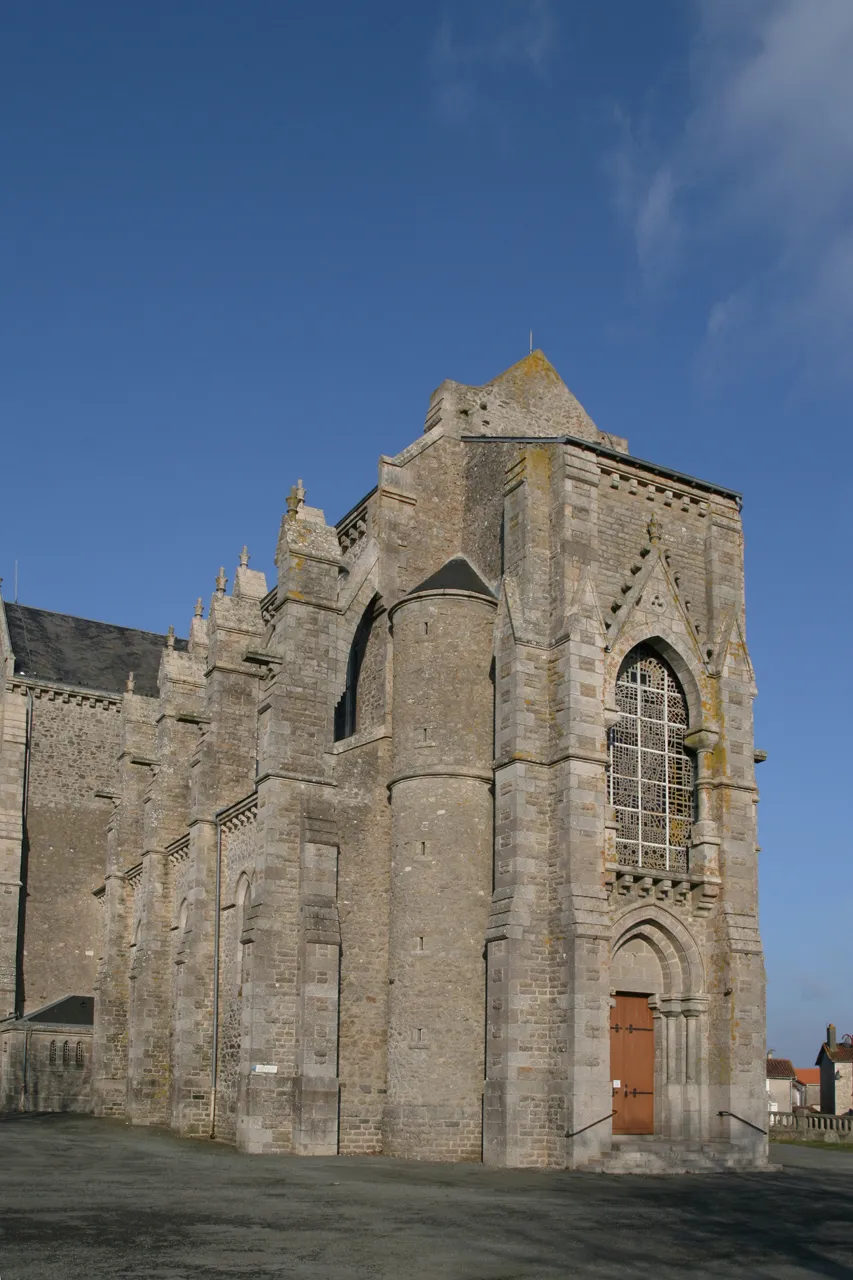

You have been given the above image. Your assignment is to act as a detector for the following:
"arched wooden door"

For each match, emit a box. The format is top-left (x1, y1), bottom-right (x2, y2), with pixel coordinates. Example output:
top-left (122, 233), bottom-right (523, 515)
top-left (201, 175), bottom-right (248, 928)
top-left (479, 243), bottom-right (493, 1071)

top-left (610, 993), bottom-right (655, 1135)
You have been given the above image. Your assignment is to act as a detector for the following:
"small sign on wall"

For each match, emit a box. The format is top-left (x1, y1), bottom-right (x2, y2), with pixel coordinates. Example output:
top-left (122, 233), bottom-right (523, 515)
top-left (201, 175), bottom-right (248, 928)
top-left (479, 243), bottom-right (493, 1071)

top-left (251, 1064), bottom-right (278, 1074)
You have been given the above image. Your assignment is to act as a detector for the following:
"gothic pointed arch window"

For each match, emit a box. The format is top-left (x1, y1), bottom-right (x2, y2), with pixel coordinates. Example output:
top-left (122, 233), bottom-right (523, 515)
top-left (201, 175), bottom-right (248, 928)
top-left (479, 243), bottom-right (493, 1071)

top-left (608, 644), bottom-right (694, 873)
top-left (334, 595), bottom-right (382, 741)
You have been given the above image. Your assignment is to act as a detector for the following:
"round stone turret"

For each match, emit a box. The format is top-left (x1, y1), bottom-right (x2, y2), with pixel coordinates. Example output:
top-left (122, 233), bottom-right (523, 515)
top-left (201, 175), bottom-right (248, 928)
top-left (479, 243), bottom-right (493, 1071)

top-left (385, 557), bottom-right (496, 1160)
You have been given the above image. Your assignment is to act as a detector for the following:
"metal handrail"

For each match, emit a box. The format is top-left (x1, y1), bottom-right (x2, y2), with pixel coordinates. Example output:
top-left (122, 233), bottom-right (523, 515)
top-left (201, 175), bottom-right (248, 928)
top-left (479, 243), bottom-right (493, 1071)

top-left (566, 1110), bottom-right (616, 1139)
top-left (719, 1109), bottom-right (767, 1136)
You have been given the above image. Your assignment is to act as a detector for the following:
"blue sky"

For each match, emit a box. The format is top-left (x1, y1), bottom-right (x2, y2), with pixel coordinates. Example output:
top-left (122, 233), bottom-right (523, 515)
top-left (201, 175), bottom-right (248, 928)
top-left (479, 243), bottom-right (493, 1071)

top-left (2, 0), bottom-right (850, 1066)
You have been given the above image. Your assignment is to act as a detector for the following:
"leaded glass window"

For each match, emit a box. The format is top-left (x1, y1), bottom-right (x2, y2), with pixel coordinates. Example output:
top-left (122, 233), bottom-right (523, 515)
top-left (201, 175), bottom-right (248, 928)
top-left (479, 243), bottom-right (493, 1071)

top-left (608, 645), bottom-right (693, 874)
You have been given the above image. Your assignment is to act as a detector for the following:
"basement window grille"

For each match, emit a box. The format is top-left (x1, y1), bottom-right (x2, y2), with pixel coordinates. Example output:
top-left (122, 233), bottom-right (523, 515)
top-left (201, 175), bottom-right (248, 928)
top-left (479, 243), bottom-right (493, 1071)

top-left (608, 645), bottom-right (693, 874)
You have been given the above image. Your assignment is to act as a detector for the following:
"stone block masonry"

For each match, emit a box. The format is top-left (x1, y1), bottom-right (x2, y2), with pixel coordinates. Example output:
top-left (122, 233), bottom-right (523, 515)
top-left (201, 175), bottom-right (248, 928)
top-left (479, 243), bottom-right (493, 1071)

top-left (1, 352), bottom-right (768, 1172)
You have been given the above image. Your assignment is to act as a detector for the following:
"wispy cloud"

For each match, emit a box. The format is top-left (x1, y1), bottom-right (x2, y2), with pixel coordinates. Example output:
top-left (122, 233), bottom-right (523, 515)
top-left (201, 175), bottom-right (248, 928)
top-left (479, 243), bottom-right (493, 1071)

top-left (428, 1), bottom-right (553, 128)
top-left (609, 0), bottom-right (853, 373)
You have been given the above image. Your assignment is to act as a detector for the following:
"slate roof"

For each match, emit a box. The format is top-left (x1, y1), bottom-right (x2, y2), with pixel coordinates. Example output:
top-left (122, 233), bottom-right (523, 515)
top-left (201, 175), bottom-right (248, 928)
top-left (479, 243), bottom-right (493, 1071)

top-left (766, 1057), bottom-right (797, 1079)
top-left (4, 603), bottom-right (186, 698)
top-left (2, 995), bottom-right (95, 1027)
top-left (408, 557), bottom-right (495, 599)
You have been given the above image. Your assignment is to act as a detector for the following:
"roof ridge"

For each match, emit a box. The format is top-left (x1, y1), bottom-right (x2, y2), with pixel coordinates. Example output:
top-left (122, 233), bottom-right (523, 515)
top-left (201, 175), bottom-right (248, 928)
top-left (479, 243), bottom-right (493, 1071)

top-left (6, 601), bottom-right (182, 642)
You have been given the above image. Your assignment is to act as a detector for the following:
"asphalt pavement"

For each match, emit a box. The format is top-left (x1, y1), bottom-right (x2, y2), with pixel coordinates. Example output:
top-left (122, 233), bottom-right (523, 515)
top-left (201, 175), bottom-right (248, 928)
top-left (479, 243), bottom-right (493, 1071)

top-left (1, 1115), bottom-right (851, 1279)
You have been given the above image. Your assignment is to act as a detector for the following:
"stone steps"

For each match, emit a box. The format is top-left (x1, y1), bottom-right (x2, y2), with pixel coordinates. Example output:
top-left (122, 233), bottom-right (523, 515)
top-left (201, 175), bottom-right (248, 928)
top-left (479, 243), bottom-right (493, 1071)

top-left (587, 1139), bottom-right (766, 1175)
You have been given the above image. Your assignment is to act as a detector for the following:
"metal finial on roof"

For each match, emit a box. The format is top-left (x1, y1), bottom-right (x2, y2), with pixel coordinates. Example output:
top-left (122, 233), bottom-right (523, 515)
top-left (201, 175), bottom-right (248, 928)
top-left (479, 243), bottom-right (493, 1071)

top-left (166, 625), bottom-right (175, 650)
top-left (239, 546), bottom-right (250, 568)
top-left (194, 597), bottom-right (204, 618)
top-left (215, 567), bottom-right (227, 595)
top-left (126, 671), bottom-right (135, 693)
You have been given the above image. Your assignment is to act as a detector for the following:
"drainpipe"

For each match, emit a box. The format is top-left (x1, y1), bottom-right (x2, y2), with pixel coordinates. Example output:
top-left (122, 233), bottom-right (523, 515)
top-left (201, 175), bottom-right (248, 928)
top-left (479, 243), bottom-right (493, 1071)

top-left (21, 1026), bottom-right (30, 1111)
top-left (208, 806), bottom-right (227, 1138)
top-left (22, 690), bottom-right (33, 821)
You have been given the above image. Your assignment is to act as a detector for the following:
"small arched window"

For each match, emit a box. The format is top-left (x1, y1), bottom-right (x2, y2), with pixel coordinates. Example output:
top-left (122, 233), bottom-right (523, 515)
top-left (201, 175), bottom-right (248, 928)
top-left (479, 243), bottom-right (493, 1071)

top-left (49, 1040), bottom-right (56, 1065)
top-left (62, 1041), bottom-right (70, 1066)
top-left (75, 1042), bottom-right (84, 1068)
top-left (609, 644), bottom-right (694, 873)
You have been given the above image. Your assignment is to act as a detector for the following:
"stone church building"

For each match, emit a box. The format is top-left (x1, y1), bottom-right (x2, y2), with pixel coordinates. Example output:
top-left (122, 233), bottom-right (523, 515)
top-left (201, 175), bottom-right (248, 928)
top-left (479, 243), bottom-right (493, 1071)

top-left (0, 352), bottom-right (767, 1171)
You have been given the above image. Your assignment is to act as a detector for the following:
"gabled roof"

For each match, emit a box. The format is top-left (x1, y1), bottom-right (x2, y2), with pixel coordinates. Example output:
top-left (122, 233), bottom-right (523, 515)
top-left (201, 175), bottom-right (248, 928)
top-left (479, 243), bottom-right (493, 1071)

top-left (4, 603), bottom-right (186, 698)
top-left (766, 1057), bottom-right (796, 1079)
top-left (795, 1068), bottom-right (821, 1085)
top-left (2, 995), bottom-right (94, 1027)
top-left (816, 1042), bottom-right (853, 1065)
top-left (408, 557), bottom-right (495, 599)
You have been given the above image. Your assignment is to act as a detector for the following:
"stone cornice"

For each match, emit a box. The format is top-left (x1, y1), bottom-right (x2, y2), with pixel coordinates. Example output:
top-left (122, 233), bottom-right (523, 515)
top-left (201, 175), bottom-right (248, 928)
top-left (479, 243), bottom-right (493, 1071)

top-left (256, 769), bottom-right (336, 789)
top-left (388, 588), bottom-right (497, 620)
top-left (7, 677), bottom-right (122, 710)
top-left (327, 725), bottom-right (390, 755)
top-left (388, 766), bottom-right (492, 789)
top-left (462, 433), bottom-right (742, 508)
top-left (217, 791), bottom-right (258, 831)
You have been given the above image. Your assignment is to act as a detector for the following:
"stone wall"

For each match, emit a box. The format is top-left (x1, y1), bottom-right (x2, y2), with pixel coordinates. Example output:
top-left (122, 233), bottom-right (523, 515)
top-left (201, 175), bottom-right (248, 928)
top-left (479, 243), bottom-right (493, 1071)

top-left (0, 1024), bottom-right (93, 1113)
top-left (334, 734), bottom-right (391, 1155)
top-left (18, 691), bottom-right (120, 1013)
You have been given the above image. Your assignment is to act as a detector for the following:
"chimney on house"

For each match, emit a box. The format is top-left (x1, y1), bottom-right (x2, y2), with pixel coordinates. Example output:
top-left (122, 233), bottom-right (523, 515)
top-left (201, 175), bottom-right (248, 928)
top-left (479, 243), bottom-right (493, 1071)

top-left (827, 1023), bottom-right (837, 1049)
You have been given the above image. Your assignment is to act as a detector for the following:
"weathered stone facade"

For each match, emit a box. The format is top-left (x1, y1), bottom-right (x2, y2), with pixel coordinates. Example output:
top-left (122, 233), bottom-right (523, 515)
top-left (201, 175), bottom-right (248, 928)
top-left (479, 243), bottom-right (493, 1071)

top-left (2, 353), bottom-right (767, 1169)
top-left (0, 604), bottom-right (183, 1112)
top-left (0, 996), bottom-right (94, 1113)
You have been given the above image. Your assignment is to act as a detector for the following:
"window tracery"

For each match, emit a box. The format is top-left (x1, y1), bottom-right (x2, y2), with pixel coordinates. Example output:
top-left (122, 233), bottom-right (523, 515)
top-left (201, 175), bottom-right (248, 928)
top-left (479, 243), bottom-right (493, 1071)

top-left (608, 645), bottom-right (694, 874)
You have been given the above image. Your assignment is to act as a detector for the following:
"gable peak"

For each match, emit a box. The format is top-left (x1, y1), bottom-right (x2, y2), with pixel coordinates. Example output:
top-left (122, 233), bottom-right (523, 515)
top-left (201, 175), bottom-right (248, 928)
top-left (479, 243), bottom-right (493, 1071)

top-left (423, 351), bottom-right (629, 451)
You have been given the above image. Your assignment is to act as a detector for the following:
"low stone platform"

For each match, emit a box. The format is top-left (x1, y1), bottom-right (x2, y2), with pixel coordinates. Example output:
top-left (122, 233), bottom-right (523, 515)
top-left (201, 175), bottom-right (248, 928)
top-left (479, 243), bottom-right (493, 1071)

top-left (591, 1135), bottom-right (769, 1174)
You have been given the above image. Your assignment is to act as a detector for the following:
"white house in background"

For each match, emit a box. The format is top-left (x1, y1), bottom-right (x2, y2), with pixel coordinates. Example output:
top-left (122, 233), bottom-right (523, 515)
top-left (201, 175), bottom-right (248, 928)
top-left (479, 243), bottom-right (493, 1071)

top-left (766, 1056), bottom-right (797, 1112)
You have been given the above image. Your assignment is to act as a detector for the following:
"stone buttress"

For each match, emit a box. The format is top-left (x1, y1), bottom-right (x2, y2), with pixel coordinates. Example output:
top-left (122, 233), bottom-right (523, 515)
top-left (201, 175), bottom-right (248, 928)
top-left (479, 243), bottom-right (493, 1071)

top-left (240, 492), bottom-right (342, 1154)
